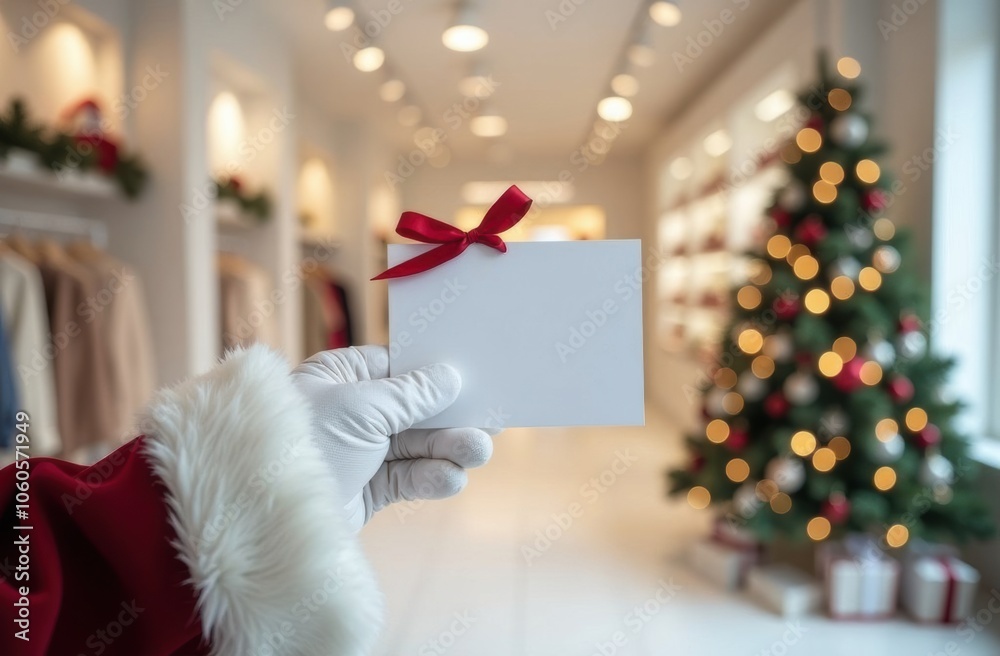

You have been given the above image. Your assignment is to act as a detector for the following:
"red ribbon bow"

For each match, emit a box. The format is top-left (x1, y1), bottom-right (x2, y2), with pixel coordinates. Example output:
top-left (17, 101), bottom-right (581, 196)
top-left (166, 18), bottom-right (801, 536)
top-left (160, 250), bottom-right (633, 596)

top-left (372, 185), bottom-right (533, 281)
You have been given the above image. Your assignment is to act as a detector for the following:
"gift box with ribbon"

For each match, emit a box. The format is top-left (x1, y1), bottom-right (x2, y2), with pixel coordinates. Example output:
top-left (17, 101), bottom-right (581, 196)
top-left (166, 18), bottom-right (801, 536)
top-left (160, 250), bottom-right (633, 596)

top-left (688, 517), bottom-right (762, 590)
top-left (901, 540), bottom-right (980, 623)
top-left (747, 564), bottom-right (821, 618)
top-left (816, 534), bottom-right (900, 620)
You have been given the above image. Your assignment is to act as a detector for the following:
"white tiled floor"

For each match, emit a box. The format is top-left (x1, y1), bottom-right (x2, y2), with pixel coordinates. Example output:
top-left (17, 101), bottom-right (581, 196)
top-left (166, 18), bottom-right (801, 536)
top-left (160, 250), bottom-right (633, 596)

top-left (361, 407), bottom-right (1000, 656)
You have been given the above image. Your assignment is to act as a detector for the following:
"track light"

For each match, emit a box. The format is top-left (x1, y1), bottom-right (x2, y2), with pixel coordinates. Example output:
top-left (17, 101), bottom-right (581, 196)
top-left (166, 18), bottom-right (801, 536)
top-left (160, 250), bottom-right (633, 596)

top-left (471, 103), bottom-right (507, 137)
top-left (597, 96), bottom-right (633, 122)
top-left (324, 0), bottom-right (354, 31)
top-left (353, 46), bottom-right (385, 72)
top-left (649, 1), bottom-right (682, 27)
top-left (443, 2), bottom-right (489, 52)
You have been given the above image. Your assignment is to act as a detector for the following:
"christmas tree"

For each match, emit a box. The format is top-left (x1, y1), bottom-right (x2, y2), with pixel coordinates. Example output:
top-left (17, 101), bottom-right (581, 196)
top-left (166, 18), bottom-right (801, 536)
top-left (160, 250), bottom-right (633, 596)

top-left (668, 55), bottom-right (994, 548)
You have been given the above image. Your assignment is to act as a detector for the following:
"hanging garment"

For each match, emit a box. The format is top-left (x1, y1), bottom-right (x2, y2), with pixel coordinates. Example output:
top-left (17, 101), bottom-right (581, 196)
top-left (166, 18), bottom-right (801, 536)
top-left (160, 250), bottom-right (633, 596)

top-left (0, 308), bottom-right (17, 449)
top-left (8, 237), bottom-right (116, 458)
top-left (218, 253), bottom-right (278, 351)
top-left (0, 248), bottom-right (61, 456)
top-left (67, 242), bottom-right (157, 439)
top-left (328, 281), bottom-right (354, 348)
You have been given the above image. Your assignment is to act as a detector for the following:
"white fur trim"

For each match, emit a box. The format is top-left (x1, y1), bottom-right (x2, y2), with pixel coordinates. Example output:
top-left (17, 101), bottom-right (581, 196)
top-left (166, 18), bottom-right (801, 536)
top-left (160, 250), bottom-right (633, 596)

top-left (141, 345), bottom-right (383, 656)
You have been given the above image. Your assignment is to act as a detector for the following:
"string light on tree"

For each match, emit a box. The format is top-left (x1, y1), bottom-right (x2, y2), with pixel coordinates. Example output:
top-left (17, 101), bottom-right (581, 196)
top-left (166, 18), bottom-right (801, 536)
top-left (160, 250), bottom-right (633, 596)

top-left (796, 127), bottom-right (822, 153)
top-left (790, 430), bottom-right (818, 457)
top-left (886, 523), bottom-right (909, 548)
top-left (856, 159), bottom-right (881, 183)
top-left (705, 419), bottom-right (730, 444)
top-left (837, 56), bottom-right (862, 79)
top-left (687, 486), bottom-right (711, 509)
top-left (807, 516), bottom-right (832, 541)
top-left (858, 267), bottom-right (882, 291)
top-left (726, 458), bottom-right (750, 483)
top-left (819, 161), bottom-right (845, 184)
top-left (828, 88), bottom-right (852, 111)
top-left (804, 289), bottom-right (831, 314)
top-left (874, 466), bottom-right (897, 491)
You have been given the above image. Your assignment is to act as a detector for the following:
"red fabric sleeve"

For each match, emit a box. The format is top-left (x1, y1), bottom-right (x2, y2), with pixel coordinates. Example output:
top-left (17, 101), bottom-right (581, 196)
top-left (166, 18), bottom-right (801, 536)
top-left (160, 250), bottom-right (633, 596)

top-left (0, 437), bottom-right (207, 656)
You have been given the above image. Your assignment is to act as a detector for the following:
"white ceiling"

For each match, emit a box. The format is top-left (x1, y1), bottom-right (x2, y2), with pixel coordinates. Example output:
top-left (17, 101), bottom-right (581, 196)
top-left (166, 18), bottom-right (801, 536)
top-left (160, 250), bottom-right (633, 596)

top-left (273, 0), bottom-right (797, 159)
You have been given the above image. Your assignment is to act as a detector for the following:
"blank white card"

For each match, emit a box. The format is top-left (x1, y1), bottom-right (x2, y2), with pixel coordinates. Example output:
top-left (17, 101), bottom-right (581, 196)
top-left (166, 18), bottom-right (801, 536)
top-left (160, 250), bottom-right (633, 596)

top-left (387, 240), bottom-right (645, 429)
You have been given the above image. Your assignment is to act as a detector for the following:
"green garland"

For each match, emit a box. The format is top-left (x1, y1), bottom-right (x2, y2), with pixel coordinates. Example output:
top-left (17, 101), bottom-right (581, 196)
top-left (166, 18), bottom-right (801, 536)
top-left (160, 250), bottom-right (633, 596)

top-left (214, 177), bottom-right (272, 223)
top-left (0, 97), bottom-right (148, 200)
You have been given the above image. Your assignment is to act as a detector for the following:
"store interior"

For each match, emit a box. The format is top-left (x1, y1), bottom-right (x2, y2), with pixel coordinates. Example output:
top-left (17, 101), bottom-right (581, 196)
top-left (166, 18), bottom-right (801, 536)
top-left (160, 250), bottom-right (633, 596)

top-left (2, 0), bottom-right (1000, 653)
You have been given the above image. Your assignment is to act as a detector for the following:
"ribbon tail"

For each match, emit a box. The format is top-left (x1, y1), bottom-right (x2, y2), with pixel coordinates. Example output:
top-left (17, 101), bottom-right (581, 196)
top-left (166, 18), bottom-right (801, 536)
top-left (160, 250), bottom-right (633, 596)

top-left (372, 241), bottom-right (469, 280)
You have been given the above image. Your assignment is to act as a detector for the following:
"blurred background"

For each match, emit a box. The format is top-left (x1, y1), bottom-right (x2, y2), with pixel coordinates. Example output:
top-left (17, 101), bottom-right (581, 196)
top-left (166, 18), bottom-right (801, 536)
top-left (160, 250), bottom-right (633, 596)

top-left (2, 0), bottom-right (1000, 653)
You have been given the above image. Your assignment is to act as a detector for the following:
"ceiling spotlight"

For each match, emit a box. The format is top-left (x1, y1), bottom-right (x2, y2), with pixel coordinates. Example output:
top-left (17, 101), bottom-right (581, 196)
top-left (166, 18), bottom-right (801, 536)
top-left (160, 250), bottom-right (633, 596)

top-left (649, 1), bottom-right (682, 27)
top-left (628, 24), bottom-right (655, 67)
top-left (443, 2), bottom-right (489, 52)
top-left (380, 78), bottom-right (406, 102)
top-left (703, 129), bottom-right (732, 157)
top-left (611, 73), bottom-right (640, 97)
top-left (397, 104), bottom-right (422, 127)
top-left (597, 95), bottom-right (633, 122)
top-left (353, 46), bottom-right (385, 72)
top-left (324, 1), bottom-right (355, 31)
top-left (471, 106), bottom-right (507, 137)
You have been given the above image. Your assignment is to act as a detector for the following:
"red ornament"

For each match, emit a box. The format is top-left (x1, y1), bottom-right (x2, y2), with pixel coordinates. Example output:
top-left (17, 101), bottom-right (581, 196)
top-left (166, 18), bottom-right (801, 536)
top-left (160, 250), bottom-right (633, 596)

top-left (913, 424), bottom-right (941, 449)
top-left (690, 454), bottom-right (706, 473)
top-left (764, 392), bottom-right (790, 418)
top-left (771, 208), bottom-right (792, 228)
top-left (887, 376), bottom-right (915, 404)
top-left (821, 494), bottom-right (851, 525)
top-left (773, 295), bottom-right (801, 321)
top-left (899, 314), bottom-right (922, 333)
top-left (726, 429), bottom-right (749, 451)
top-left (795, 215), bottom-right (828, 248)
top-left (834, 357), bottom-right (865, 392)
top-left (862, 189), bottom-right (888, 212)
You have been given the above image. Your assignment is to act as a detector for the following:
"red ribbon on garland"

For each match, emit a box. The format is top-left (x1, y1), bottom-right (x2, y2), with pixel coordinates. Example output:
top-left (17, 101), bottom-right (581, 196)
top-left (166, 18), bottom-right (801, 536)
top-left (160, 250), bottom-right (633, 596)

top-left (372, 185), bottom-right (532, 281)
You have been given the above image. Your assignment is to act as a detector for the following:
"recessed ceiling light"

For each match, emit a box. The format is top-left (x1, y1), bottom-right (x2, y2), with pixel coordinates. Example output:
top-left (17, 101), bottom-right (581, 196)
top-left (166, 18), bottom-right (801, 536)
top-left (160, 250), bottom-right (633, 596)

top-left (379, 79), bottom-right (406, 102)
top-left (703, 129), bottom-right (732, 157)
top-left (353, 46), bottom-right (385, 72)
top-left (471, 114), bottom-right (507, 137)
top-left (649, 1), bottom-right (682, 27)
top-left (324, 1), bottom-right (354, 31)
top-left (597, 96), bottom-right (633, 122)
top-left (443, 3), bottom-right (488, 52)
top-left (755, 89), bottom-right (796, 122)
top-left (611, 73), bottom-right (640, 97)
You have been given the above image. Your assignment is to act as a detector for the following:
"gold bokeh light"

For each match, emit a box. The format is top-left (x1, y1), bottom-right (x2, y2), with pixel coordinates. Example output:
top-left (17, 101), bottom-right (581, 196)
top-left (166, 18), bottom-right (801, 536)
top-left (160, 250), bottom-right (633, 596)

top-left (805, 289), bottom-right (831, 314)
top-left (796, 127), bottom-right (822, 153)
top-left (791, 430), bottom-right (818, 456)
top-left (831, 276), bottom-right (855, 300)
top-left (874, 466), bottom-right (897, 491)
top-left (706, 419), bottom-right (730, 443)
top-left (807, 516), bottom-right (832, 541)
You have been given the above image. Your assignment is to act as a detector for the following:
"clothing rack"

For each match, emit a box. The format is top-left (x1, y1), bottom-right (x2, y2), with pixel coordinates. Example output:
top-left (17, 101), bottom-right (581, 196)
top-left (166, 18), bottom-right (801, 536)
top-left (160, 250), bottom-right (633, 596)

top-left (0, 208), bottom-right (109, 248)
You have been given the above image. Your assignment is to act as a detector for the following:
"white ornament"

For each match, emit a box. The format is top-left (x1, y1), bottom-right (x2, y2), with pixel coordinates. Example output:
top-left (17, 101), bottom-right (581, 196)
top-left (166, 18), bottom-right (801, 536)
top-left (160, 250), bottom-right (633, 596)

top-left (784, 371), bottom-right (819, 405)
top-left (779, 181), bottom-right (807, 213)
top-left (919, 453), bottom-right (955, 487)
top-left (897, 331), bottom-right (927, 360)
top-left (736, 371), bottom-right (768, 402)
top-left (765, 457), bottom-right (806, 493)
top-left (820, 408), bottom-right (850, 437)
top-left (829, 257), bottom-right (862, 280)
top-left (830, 113), bottom-right (869, 148)
top-left (733, 482), bottom-right (761, 518)
top-left (873, 245), bottom-right (901, 273)
top-left (871, 433), bottom-right (904, 464)
top-left (864, 339), bottom-right (896, 368)
top-left (762, 332), bottom-right (794, 362)
top-left (704, 387), bottom-right (727, 417)
top-left (846, 224), bottom-right (874, 249)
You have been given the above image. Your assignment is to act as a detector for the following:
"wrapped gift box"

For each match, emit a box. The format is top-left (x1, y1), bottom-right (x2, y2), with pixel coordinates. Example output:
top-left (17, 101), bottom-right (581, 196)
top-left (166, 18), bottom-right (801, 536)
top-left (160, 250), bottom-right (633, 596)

top-left (689, 538), bottom-right (760, 590)
top-left (902, 541), bottom-right (979, 623)
top-left (816, 535), bottom-right (899, 620)
top-left (747, 564), bottom-right (821, 617)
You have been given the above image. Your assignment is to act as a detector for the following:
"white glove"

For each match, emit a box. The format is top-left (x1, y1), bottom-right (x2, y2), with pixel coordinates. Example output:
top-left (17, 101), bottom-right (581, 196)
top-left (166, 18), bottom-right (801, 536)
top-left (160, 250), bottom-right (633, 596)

top-left (291, 345), bottom-right (494, 531)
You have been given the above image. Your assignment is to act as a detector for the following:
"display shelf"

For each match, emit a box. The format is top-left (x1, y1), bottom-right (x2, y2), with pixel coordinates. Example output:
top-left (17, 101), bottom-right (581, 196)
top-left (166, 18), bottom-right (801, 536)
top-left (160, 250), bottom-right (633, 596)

top-left (215, 199), bottom-right (262, 231)
top-left (0, 150), bottom-right (117, 200)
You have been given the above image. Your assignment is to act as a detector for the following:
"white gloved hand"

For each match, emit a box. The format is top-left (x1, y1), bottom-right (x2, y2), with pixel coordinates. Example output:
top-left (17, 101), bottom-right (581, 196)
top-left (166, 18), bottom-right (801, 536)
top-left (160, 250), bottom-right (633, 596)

top-left (291, 345), bottom-right (495, 531)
